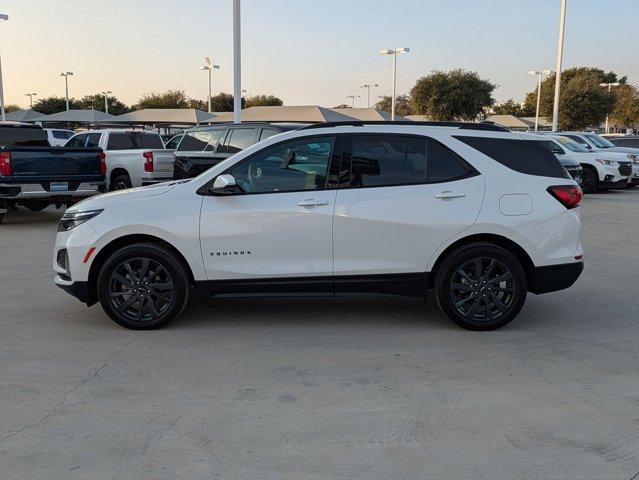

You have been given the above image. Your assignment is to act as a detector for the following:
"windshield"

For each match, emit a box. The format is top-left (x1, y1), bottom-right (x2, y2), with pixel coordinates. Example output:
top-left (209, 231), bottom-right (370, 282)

top-left (554, 135), bottom-right (590, 152)
top-left (585, 133), bottom-right (614, 148)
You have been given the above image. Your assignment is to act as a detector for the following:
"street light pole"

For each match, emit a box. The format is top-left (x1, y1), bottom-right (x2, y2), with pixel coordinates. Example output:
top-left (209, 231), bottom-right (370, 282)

top-left (528, 70), bottom-right (552, 131)
top-left (200, 58), bottom-right (220, 114)
top-left (359, 83), bottom-right (379, 108)
top-left (599, 82), bottom-right (620, 133)
top-left (101, 91), bottom-right (112, 114)
top-left (0, 13), bottom-right (9, 122)
top-left (60, 72), bottom-right (74, 111)
top-left (25, 92), bottom-right (37, 108)
top-left (233, 0), bottom-right (241, 123)
top-left (380, 47), bottom-right (409, 120)
top-left (346, 95), bottom-right (361, 108)
top-left (551, 0), bottom-right (567, 132)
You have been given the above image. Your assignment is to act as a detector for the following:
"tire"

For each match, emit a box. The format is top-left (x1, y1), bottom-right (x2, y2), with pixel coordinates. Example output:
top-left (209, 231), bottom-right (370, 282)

top-left (97, 243), bottom-right (191, 330)
top-left (111, 174), bottom-right (132, 191)
top-left (580, 167), bottom-right (598, 193)
top-left (0, 213), bottom-right (4, 224)
top-left (434, 243), bottom-right (527, 331)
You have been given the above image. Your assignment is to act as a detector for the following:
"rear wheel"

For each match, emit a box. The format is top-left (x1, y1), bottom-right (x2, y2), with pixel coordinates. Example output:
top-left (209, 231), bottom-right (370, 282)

top-left (111, 174), bottom-right (132, 191)
top-left (97, 243), bottom-right (191, 329)
top-left (434, 244), bottom-right (527, 331)
top-left (580, 167), bottom-right (598, 193)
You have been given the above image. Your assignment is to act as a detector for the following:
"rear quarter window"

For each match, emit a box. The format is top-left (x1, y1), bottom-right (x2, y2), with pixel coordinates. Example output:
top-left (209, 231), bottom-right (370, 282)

top-left (454, 136), bottom-right (570, 179)
top-left (107, 133), bottom-right (164, 150)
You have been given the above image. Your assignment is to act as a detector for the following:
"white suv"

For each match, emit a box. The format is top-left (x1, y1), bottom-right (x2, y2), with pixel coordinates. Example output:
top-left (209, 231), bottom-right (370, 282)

top-left (53, 122), bottom-right (584, 331)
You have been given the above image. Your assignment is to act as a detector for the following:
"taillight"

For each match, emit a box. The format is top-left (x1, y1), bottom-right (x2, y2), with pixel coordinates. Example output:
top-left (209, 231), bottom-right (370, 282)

top-left (547, 185), bottom-right (583, 209)
top-left (143, 151), bottom-right (154, 172)
top-left (99, 152), bottom-right (107, 175)
top-left (0, 151), bottom-right (12, 176)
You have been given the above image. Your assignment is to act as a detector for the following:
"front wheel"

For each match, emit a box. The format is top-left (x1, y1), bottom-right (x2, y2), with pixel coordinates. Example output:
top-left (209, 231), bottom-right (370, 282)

top-left (581, 168), bottom-right (598, 193)
top-left (434, 244), bottom-right (527, 331)
top-left (97, 243), bottom-right (191, 329)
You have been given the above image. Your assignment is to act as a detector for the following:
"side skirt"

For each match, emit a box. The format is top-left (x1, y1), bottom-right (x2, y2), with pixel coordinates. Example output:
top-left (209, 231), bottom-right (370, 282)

top-left (201, 273), bottom-right (430, 299)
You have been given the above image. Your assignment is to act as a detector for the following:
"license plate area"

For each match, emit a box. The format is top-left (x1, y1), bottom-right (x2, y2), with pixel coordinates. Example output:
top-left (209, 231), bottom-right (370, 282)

top-left (49, 182), bottom-right (69, 191)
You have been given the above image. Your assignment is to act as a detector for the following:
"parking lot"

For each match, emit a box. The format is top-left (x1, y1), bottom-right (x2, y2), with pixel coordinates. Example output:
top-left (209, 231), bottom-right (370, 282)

top-left (0, 190), bottom-right (638, 480)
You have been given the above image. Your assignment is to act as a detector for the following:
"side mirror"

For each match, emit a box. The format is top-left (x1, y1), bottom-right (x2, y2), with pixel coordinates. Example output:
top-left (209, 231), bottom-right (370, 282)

top-left (208, 174), bottom-right (239, 195)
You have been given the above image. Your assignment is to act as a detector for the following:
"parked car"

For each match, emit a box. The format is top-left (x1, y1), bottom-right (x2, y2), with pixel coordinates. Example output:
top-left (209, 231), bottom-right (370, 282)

top-left (54, 121), bottom-right (583, 331)
top-left (606, 135), bottom-right (639, 149)
top-left (539, 134), bottom-right (629, 193)
top-left (0, 122), bottom-right (105, 224)
top-left (164, 133), bottom-right (183, 150)
top-left (173, 122), bottom-right (308, 179)
top-left (554, 131), bottom-right (639, 187)
top-left (44, 128), bottom-right (76, 147)
top-left (538, 132), bottom-right (633, 193)
top-left (65, 129), bottom-right (174, 190)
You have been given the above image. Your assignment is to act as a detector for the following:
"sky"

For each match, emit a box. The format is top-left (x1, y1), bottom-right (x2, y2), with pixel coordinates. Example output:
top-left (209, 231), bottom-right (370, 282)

top-left (1, 0), bottom-right (638, 110)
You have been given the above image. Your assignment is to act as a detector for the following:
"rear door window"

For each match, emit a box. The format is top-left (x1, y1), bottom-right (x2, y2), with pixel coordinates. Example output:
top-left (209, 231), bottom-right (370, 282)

top-left (220, 128), bottom-right (257, 154)
top-left (204, 129), bottom-right (224, 152)
top-left (65, 134), bottom-right (87, 148)
top-left (86, 133), bottom-right (102, 148)
top-left (454, 136), bottom-right (569, 179)
top-left (177, 131), bottom-right (214, 152)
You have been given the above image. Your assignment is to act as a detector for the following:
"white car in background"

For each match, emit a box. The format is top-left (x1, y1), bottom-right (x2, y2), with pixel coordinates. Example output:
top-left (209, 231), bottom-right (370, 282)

top-left (541, 134), bottom-right (631, 193)
top-left (44, 128), bottom-right (75, 146)
top-left (556, 131), bottom-right (639, 188)
top-left (54, 122), bottom-right (584, 331)
top-left (65, 129), bottom-right (174, 190)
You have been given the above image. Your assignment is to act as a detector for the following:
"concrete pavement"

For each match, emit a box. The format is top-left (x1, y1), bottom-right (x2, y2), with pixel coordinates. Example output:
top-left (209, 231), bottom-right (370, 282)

top-left (1, 190), bottom-right (638, 479)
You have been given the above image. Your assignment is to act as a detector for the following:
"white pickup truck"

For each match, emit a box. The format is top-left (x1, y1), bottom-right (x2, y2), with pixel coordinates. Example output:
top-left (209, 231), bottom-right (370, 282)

top-left (65, 129), bottom-right (174, 190)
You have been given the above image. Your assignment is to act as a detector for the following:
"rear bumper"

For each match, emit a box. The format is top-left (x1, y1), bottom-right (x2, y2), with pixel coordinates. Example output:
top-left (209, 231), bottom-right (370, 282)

top-left (0, 182), bottom-right (105, 200)
top-left (528, 261), bottom-right (584, 294)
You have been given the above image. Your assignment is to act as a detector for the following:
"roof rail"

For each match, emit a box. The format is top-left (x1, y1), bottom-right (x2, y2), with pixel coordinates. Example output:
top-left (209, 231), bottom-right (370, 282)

top-left (299, 120), bottom-right (509, 132)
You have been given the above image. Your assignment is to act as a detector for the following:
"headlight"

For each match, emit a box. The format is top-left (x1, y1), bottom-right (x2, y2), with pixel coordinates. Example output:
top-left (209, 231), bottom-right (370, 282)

top-left (628, 154), bottom-right (639, 164)
top-left (58, 209), bottom-right (103, 232)
top-left (595, 159), bottom-right (618, 166)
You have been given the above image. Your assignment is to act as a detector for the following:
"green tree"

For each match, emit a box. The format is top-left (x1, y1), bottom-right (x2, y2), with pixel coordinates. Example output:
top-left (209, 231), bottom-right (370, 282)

top-left (244, 94), bottom-right (283, 107)
top-left (188, 98), bottom-right (208, 111)
top-left (409, 69), bottom-right (495, 121)
top-left (76, 94), bottom-right (130, 115)
top-left (609, 83), bottom-right (639, 131)
top-left (134, 89), bottom-right (189, 109)
top-left (492, 99), bottom-right (526, 116)
top-left (5, 104), bottom-right (20, 113)
top-left (209, 93), bottom-right (246, 112)
top-left (530, 67), bottom-right (619, 130)
top-left (375, 94), bottom-right (412, 116)
top-left (33, 96), bottom-right (77, 115)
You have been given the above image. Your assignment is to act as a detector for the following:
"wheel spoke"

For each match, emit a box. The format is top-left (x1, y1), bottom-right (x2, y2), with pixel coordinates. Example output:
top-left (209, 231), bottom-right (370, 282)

top-left (466, 298), bottom-right (481, 317)
top-left (110, 291), bottom-right (130, 298)
top-left (458, 270), bottom-right (474, 284)
top-left (138, 258), bottom-right (150, 280)
top-left (454, 295), bottom-right (475, 307)
top-left (136, 297), bottom-right (145, 319)
top-left (116, 296), bottom-right (137, 313)
top-left (491, 294), bottom-right (509, 313)
top-left (473, 258), bottom-right (483, 280)
top-left (491, 272), bottom-right (513, 284)
top-left (482, 259), bottom-right (496, 280)
top-left (150, 281), bottom-right (174, 291)
top-left (451, 282), bottom-right (472, 292)
top-left (494, 286), bottom-right (515, 294)
top-left (112, 273), bottom-right (132, 288)
top-left (484, 299), bottom-right (493, 321)
top-left (124, 262), bottom-right (138, 282)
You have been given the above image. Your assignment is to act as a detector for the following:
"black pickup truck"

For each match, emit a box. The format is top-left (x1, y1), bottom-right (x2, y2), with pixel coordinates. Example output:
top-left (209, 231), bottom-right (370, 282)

top-left (0, 123), bottom-right (106, 224)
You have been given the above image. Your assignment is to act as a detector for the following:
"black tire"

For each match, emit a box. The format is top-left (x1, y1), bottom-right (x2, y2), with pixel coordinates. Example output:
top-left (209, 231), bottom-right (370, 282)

top-left (434, 243), bottom-right (527, 331)
top-left (580, 167), bottom-right (598, 193)
top-left (0, 213), bottom-right (5, 224)
top-left (111, 174), bottom-right (132, 191)
top-left (97, 243), bottom-right (191, 330)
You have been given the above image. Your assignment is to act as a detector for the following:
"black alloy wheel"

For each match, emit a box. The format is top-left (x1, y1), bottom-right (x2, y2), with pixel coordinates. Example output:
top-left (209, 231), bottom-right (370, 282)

top-left (435, 244), bottom-right (527, 331)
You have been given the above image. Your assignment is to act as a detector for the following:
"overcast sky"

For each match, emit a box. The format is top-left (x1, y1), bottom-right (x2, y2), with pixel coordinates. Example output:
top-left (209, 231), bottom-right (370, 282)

top-left (1, 0), bottom-right (637, 109)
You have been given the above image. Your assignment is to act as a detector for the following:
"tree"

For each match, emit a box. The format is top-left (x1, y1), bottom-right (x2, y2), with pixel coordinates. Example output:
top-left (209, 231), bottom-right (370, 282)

top-left (188, 98), bottom-right (208, 111)
top-left (33, 96), bottom-right (77, 115)
top-left (375, 94), bottom-right (412, 116)
top-left (244, 94), bottom-right (283, 107)
top-left (5, 104), bottom-right (20, 113)
top-left (76, 94), bottom-right (130, 115)
top-left (529, 67), bottom-right (619, 130)
top-left (492, 99), bottom-right (526, 116)
top-left (209, 93), bottom-right (245, 112)
top-left (134, 89), bottom-right (189, 109)
top-left (409, 69), bottom-right (495, 121)
top-left (609, 83), bottom-right (639, 131)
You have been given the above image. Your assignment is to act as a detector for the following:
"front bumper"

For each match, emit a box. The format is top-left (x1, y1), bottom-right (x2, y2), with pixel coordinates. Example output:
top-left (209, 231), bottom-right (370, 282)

top-left (528, 261), bottom-right (584, 294)
top-left (54, 277), bottom-right (94, 305)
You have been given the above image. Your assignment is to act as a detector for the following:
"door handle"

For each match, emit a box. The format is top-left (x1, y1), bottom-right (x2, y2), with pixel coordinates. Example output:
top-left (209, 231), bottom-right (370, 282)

top-left (434, 191), bottom-right (467, 199)
top-left (297, 199), bottom-right (329, 207)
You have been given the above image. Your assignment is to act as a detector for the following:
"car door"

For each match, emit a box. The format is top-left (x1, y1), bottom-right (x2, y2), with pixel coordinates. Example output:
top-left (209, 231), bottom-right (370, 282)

top-left (199, 134), bottom-right (341, 295)
top-left (332, 133), bottom-right (485, 295)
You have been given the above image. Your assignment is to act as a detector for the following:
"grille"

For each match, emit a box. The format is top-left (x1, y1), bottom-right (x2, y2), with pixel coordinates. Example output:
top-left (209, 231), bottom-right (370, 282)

top-left (618, 163), bottom-right (632, 176)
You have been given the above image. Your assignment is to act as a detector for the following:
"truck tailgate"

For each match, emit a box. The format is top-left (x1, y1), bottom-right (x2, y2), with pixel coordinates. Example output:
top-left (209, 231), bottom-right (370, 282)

top-left (151, 150), bottom-right (174, 176)
top-left (5, 147), bottom-right (103, 183)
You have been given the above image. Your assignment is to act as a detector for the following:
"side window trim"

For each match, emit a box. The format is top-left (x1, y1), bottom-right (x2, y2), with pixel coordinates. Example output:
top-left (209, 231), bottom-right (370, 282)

top-left (210, 133), bottom-right (343, 195)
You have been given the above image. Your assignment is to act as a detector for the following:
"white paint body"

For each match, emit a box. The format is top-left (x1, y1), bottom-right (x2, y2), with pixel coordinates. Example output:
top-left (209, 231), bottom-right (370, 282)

top-left (54, 125), bottom-right (583, 291)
